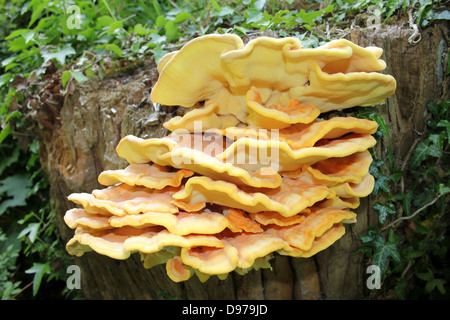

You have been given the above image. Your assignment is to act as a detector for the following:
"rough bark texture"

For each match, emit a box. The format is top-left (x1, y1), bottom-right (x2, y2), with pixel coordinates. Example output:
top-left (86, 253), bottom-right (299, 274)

top-left (26, 21), bottom-right (448, 300)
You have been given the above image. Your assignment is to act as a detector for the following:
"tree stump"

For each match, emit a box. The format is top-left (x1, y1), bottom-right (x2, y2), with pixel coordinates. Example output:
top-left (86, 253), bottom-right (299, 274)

top-left (26, 21), bottom-right (448, 299)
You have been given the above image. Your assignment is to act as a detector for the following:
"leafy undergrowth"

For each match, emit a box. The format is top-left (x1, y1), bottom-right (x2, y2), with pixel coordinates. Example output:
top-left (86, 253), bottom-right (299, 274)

top-left (0, 0), bottom-right (449, 299)
top-left (356, 100), bottom-right (450, 299)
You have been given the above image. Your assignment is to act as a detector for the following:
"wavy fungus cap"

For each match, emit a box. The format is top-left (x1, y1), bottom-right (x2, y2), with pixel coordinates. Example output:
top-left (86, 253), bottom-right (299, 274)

top-left (63, 34), bottom-right (396, 282)
top-left (150, 34), bottom-right (244, 107)
top-left (153, 34), bottom-right (396, 132)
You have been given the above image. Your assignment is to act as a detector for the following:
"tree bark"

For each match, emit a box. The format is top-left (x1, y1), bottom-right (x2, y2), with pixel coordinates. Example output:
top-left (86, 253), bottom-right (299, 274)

top-left (25, 21), bottom-right (448, 300)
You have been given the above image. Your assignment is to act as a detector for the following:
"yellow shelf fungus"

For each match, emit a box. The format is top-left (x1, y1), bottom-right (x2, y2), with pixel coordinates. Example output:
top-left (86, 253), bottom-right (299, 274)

top-left (64, 34), bottom-right (396, 282)
top-left (172, 176), bottom-right (336, 217)
top-left (152, 34), bottom-right (395, 132)
top-left (98, 164), bottom-right (194, 189)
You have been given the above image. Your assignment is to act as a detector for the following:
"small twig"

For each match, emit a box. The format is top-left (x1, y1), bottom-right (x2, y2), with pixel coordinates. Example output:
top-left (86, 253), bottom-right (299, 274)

top-left (408, 8), bottom-right (421, 45)
top-left (401, 260), bottom-right (415, 279)
top-left (399, 137), bottom-right (420, 194)
top-left (400, 138), bottom-right (420, 172)
top-left (101, 0), bottom-right (116, 21)
top-left (121, 14), bottom-right (136, 24)
top-left (381, 194), bottom-right (444, 231)
top-left (10, 281), bottom-right (33, 300)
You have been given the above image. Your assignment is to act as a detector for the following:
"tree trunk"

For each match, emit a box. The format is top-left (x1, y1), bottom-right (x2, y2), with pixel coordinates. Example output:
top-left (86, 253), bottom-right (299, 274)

top-left (27, 21), bottom-right (448, 300)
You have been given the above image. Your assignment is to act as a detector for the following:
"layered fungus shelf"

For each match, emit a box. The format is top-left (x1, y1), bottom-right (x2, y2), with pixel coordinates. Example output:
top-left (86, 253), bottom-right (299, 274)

top-left (64, 34), bottom-right (396, 282)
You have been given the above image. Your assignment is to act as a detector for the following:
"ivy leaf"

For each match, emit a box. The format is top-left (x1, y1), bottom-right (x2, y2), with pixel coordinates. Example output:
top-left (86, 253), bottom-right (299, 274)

top-left (372, 230), bottom-right (387, 248)
top-left (25, 262), bottom-right (51, 296)
top-left (416, 270), bottom-right (447, 295)
top-left (448, 52), bottom-right (450, 75)
top-left (151, 47), bottom-right (169, 65)
top-left (164, 20), bottom-right (179, 42)
top-left (387, 227), bottom-right (400, 247)
top-left (390, 167), bottom-right (404, 183)
top-left (18, 222), bottom-right (40, 243)
top-left (428, 133), bottom-right (445, 153)
top-left (96, 15), bottom-right (115, 28)
top-left (373, 202), bottom-right (396, 225)
top-left (22, 30), bottom-right (35, 44)
top-left (371, 113), bottom-right (391, 142)
top-left (296, 9), bottom-right (323, 25)
top-left (28, 1), bottom-right (47, 27)
top-left (0, 144), bottom-right (20, 175)
top-left (107, 21), bottom-right (123, 35)
top-left (0, 124), bottom-right (11, 145)
top-left (438, 183), bottom-right (450, 195)
top-left (246, 8), bottom-right (264, 24)
top-left (359, 225), bottom-right (383, 245)
top-left (174, 11), bottom-right (190, 23)
top-left (372, 241), bottom-right (400, 276)
top-left (234, 26), bottom-right (250, 35)
top-left (0, 173), bottom-right (32, 216)
top-left (9, 37), bottom-right (29, 52)
top-left (427, 279), bottom-right (447, 295)
top-left (437, 120), bottom-right (450, 140)
top-left (373, 174), bottom-right (390, 195)
top-left (71, 71), bottom-right (88, 83)
top-left (42, 46), bottom-right (76, 65)
top-left (433, 10), bottom-right (450, 20)
top-left (322, 4), bottom-right (334, 13)
top-left (427, 100), bottom-right (441, 118)
top-left (155, 15), bottom-right (166, 28)
top-left (410, 140), bottom-right (441, 168)
top-left (106, 44), bottom-right (123, 57)
top-left (416, 269), bottom-right (434, 282)
top-left (399, 189), bottom-right (414, 216)
top-left (0, 73), bottom-right (13, 88)
top-left (5, 28), bottom-right (31, 40)
top-left (61, 70), bottom-right (72, 88)
top-left (216, 6), bottom-right (234, 17)
top-left (253, 0), bottom-right (267, 10)
top-left (369, 161), bottom-right (391, 195)
top-left (134, 23), bottom-right (148, 35)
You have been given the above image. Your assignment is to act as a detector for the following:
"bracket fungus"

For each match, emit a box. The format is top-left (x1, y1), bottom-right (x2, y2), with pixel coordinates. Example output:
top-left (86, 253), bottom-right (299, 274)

top-left (64, 34), bottom-right (396, 283)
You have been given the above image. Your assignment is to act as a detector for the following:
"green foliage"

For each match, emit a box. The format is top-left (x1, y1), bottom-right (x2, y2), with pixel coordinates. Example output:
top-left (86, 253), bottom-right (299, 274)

top-left (25, 262), bottom-right (51, 296)
top-left (0, 0), bottom-right (214, 299)
top-left (373, 202), bottom-right (396, 225)
top-left (360, 227), bottom-right (401, 276)
top-left (356, 99), bottom-right (450, 299)
top-left (0, 136), bottom-right (77, 299)
top-left (329, 0), bottom-right (449, 27)
top-left (0, 173), bottom-right (32, 215)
